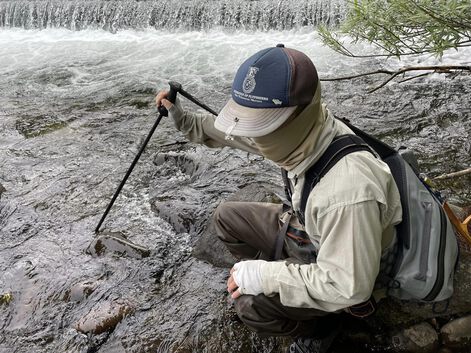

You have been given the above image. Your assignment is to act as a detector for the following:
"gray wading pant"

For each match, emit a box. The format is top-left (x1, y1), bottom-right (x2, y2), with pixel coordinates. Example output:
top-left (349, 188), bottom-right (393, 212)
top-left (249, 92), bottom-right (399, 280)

top-left (214, 201), bottom-right (339, 338)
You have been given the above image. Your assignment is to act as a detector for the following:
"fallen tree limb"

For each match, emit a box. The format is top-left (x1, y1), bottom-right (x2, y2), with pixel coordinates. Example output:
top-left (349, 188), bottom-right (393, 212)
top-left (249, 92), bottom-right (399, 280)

top-left (320, 65), bottom-right (471, 93)
top-left (433, 167), bottom-right (471, 180)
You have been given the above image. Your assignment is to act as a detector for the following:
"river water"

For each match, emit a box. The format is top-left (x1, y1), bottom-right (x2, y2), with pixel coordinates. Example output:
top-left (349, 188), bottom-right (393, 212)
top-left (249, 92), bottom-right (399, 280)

top-left (1, 4), bottom-right (470, 353)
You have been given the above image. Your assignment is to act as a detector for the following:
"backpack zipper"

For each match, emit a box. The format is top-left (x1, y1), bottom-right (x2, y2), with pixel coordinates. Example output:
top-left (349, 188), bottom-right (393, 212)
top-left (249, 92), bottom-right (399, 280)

top-left (415, 201), bottom-right (433, 281)
top-left (423, 204), bottom-right (447, 301)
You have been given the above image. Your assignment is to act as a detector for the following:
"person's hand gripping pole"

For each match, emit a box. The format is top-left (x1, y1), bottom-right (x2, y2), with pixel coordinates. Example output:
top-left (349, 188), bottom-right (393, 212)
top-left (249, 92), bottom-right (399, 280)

top-left (156, 81), bottom-right (181, 117)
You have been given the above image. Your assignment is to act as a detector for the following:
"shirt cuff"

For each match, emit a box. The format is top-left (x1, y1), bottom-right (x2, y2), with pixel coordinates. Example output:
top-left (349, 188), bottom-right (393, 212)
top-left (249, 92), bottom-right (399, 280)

top-left (261, 261), bottom-right (286, 295)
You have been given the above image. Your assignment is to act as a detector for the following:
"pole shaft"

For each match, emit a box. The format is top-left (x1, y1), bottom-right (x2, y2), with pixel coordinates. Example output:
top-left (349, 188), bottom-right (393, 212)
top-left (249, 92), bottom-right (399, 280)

top-left (178, 88), bottom-right (219, 116)
top-left (95, 114), bottom-right (164, 233)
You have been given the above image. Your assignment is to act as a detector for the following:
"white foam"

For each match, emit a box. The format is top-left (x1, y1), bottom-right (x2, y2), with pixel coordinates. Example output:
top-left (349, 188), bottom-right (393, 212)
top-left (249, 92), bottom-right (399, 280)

top-left (1, 28), bottom-right (469, 94)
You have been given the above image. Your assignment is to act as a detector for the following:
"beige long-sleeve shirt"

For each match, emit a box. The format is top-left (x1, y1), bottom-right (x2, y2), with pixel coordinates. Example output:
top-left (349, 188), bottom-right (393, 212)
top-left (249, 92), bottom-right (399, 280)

top-left (170, 104), bottom-right (402, 312)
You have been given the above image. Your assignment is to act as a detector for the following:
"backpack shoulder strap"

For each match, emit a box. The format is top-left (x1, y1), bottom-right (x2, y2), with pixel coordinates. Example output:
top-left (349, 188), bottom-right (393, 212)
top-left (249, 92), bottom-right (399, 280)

top-left (281, 168), bottom-right (292, 205)
top-left (298, 134), bottom-right (374, 225)
top-left (338, 118), bottom-right (396, 159)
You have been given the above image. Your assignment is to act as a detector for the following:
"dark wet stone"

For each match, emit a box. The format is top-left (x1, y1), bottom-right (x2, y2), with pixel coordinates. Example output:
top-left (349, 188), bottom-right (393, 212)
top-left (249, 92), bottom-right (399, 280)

top-left (441, 315), bottom-right (471, 348)
top-left (86, 232), bottom-right (150, 259)
top-left (15, 114), bottom-right (72, 138)
top-left (74, 299), bottom-right (133, 334)
top-left (34, 68), bottom-right (74, 87)
top-left (192, 183), bottom-right (282, 268)
top-left (391, 322), bottom-right (439, 353)
top-left (153, 152), bottom-right (197, 177)
top-left (151, 200), bottom-right (199, 234)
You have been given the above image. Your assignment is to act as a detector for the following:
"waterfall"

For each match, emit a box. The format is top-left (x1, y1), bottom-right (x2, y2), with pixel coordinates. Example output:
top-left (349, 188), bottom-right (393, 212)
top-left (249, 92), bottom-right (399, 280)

top-left (0, 0), bottom-right (346, 31)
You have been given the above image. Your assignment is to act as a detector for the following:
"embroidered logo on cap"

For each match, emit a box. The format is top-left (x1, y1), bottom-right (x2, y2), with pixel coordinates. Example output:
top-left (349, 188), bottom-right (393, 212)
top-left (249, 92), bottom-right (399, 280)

top-left (242, 67), bottom-right (259, 94)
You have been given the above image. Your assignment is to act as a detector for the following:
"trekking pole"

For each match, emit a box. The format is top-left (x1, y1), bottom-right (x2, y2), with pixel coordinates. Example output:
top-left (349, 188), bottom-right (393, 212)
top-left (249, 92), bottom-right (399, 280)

top-left (176, 86), bottom-right (218, 116)
top-left (95, 81), bottom-right (180, 234)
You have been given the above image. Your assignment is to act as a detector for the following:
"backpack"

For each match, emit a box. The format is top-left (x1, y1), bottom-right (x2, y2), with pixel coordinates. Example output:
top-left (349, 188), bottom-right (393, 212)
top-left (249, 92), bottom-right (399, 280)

top-left (281, 118), bottom-right (459, 302)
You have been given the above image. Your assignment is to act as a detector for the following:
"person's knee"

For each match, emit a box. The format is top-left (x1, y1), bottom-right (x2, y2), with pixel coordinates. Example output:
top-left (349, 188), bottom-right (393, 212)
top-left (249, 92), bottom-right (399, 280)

top-left (234, 295), bottom-right (297, 336)
top-left (213, 201), bottom-right (238, 240)
top-left (234, 295), bottom-right (259, 321)
top-left (214, 201), bottom-right (231, 224)
top-left (234, 295), bottom-right (270, 334)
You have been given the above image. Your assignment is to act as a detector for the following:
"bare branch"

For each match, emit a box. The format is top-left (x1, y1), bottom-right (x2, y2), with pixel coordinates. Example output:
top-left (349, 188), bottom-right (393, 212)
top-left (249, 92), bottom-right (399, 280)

top-left (321, 69), bottom-right (395, 81)
top-left (433, 168), bottom-right (471, 181)
top-left (367, 71), bottom-right (403, 93)
top-left (398, 72), bottom-right (431, 83)
top-left (320, 65), bottom-right (471, 93)
top-left (321, 65), bottom-right (470, 81)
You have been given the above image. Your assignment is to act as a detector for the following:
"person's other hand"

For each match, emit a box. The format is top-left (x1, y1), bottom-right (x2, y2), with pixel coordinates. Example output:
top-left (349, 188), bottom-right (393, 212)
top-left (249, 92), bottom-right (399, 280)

top-left (155, 90), bottom-right (173, 111)
top-left (155, 90), bottom-right (184, 125)
top-left (227, 260), bottom-right (266, 299)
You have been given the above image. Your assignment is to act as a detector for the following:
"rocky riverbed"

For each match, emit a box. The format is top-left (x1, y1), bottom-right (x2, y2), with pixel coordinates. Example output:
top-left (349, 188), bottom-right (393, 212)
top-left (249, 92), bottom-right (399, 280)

top-left (0, 29), bottom-right (470, 353)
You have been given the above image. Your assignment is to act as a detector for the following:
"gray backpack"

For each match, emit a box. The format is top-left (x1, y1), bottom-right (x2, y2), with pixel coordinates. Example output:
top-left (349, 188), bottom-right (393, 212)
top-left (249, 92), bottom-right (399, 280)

top-left (286, 119), bottom-right (459, 302)
top-left (377, 144), bottom-right (459, 301)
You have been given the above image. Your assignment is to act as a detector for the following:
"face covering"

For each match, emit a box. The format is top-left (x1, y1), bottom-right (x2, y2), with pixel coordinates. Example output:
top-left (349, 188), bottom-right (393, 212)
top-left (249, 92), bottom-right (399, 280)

top-left (253, 85), bottom-right (328, 171)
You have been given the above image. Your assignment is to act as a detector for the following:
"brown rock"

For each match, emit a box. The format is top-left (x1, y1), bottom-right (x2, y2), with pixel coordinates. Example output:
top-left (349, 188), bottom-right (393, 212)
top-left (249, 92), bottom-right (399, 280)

top-left (391, 322), bottom-right (439, 353)
top-left (86, 232), bottom-right (150, 259)
top-left (74, 299), bottom-right (133, 334)
top-left (441, 315), bottom-right (471, 348)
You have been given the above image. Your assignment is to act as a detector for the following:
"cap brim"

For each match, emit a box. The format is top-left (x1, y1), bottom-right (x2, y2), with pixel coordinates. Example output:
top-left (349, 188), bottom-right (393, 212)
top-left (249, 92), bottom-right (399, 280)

top-left (214, 98), bottom-right (297, 138)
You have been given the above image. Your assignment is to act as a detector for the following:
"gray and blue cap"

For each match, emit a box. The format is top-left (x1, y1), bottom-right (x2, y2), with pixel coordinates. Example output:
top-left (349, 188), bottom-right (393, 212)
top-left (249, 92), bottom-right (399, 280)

top-left (215, 44), bottom-right (318, 138)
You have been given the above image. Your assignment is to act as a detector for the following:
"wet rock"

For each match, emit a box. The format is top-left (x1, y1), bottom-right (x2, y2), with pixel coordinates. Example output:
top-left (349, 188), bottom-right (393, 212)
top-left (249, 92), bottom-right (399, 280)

top-left (192, 183), bottom-right (282, 268)
top-left (86, 232), bottom-right (150, 259)
top-left (441, 315), bottom-right (471, 348)
top-left (0, 182), bottom-right (5, 199)
top-left (153, 151), bottom-right (197, 177)
top-left (391, 322), bottom-right (439, 353)
top-left (15, 114), bottom-right (72, 138)
top-left (151, 200), bottom-right (200, 234)
top-left (74, 299), bottom-right (134, 335)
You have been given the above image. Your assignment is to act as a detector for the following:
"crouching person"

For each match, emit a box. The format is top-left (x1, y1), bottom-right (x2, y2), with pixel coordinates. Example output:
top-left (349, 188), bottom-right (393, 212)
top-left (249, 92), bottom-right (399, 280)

top-left (156, 44), bottom-right (402, 353)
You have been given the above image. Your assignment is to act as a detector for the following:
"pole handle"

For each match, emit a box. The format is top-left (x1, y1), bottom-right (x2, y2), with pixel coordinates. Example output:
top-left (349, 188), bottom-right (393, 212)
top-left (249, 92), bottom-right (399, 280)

top-left (158, 81), bottom-right (182, 116)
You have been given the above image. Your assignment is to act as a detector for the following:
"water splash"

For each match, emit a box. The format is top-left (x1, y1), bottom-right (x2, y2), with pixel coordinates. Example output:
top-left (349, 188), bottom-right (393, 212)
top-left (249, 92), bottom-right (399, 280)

top-left (0, 0), bottom-right (346, 31)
